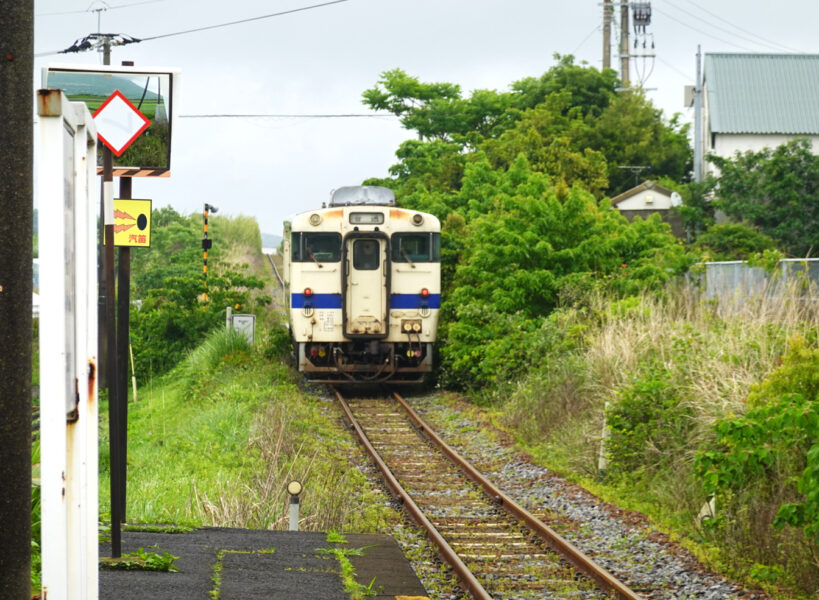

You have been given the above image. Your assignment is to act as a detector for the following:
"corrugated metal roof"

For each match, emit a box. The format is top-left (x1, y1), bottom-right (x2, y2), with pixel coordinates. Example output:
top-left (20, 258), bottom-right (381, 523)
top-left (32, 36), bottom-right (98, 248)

top-left (705, 53), bottom-right (819, 134)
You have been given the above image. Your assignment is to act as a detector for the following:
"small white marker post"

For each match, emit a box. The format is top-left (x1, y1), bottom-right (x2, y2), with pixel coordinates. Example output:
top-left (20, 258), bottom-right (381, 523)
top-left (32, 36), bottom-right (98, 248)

top-left (288, 480), bottom-right (303, 531)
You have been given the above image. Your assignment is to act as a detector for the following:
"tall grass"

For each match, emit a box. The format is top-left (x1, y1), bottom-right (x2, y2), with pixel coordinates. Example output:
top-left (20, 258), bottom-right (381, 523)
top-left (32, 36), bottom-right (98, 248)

top-left (102, 327), bottom-right (394, 534)
top-left (210, 214), bottom-right (262, 256)
top-left (502, 282), bottom-right (819, 595)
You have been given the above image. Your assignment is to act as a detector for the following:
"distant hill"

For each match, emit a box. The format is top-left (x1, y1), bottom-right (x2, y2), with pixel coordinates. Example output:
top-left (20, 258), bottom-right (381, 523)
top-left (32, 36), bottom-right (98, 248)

top-left (47, 72), bottom-right (160, 102)
top-left (262, 233), bottom-right (282, 250)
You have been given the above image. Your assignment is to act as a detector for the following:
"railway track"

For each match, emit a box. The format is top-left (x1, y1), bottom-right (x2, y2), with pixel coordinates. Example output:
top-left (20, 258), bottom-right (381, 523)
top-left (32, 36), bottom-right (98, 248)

top-left (334, 389), bottom-right (643, 600)
top-left (266, 252), bottom-right (284, 288)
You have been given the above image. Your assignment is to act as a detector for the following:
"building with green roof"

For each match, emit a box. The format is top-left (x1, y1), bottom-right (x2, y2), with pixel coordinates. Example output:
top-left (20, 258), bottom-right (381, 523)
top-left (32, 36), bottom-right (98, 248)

top-left (701, 53), bottom-right (819, 176)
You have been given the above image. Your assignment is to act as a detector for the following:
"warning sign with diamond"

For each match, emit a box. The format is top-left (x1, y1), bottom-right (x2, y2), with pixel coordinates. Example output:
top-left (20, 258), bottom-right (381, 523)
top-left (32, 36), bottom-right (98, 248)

top-left (92, 90), bottom-right (151, 156)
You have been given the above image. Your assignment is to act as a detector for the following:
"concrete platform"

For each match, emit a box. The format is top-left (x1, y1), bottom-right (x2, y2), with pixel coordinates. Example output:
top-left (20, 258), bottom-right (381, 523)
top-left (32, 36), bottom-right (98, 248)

top-left (99, 527), bottom-right (429, 600)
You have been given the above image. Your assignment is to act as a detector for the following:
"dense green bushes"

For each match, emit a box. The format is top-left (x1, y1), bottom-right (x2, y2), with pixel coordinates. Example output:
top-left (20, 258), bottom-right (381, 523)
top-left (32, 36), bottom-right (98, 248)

top-left (500, 290), bottom-right (819, 596)
top-left (695, 337), bottom-right (819, 590)
top-left (128, 207), bottom-right (269, 378)
top-left (426, 156), bottom-right (696, 389)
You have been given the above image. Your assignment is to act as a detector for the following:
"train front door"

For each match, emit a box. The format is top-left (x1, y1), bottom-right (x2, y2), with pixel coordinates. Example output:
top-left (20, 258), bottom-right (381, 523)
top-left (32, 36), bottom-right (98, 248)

top-left (344, 236), bottom-right (388, 336)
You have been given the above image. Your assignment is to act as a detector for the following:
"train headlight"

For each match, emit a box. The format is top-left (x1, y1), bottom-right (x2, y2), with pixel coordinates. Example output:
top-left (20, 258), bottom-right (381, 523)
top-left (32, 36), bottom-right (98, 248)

top-left (412, 213), bottom-right (424, 226)
top-left (420, 288), bottom-right (429, 297)
top-left (304, 287), bottom-right (313, 297)
top-left (309, 213), bottom-right (322, 226)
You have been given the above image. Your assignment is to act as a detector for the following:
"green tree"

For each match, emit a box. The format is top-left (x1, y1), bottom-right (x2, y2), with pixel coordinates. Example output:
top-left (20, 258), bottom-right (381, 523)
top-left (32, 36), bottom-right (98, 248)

top-left (694, 223), bottom-right (778, 261)
top-left (365, 59), bottom-right (690, 199)
top-left (709, 138), bottom-right (819, 257)
top-left (434, 155), bottom-right (694, 388)
top-left (128, 208), bottom-right (267, 377)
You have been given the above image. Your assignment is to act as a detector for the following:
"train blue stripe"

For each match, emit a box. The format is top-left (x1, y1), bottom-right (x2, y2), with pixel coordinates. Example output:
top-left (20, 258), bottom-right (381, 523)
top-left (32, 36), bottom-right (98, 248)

top-left (291, 293), bottom-right (342, 309)
top-left (291, 293), bottom-right (441, 309)
top-left (390, 293), bottom-right (441, 309)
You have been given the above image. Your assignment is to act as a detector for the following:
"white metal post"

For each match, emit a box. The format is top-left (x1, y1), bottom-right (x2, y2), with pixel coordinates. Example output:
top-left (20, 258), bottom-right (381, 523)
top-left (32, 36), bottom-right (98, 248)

top-left (38, 90), bottom-right (99, 600)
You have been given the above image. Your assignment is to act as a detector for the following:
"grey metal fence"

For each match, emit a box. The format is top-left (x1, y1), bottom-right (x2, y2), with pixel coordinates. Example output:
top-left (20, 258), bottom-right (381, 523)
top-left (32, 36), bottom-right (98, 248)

top-left (689, 258), bottom-right (819, 303)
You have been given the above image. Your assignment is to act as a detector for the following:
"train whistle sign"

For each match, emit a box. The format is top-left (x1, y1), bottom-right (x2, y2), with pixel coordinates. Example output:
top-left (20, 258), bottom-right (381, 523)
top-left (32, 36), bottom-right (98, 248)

top-left (92, 89), bottom-right (151, 156)
top-left (113, 199), bottom-right (152, 247)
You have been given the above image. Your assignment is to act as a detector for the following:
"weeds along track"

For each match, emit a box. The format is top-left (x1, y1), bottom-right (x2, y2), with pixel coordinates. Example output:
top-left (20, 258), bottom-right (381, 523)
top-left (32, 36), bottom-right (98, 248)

top-left (334, 389), bottom-right (643, 600)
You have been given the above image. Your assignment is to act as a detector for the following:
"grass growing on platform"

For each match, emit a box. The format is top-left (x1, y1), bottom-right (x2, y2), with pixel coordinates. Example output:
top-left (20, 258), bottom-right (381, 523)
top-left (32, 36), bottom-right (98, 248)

top-left (100, 328), bottom-right (394, 533)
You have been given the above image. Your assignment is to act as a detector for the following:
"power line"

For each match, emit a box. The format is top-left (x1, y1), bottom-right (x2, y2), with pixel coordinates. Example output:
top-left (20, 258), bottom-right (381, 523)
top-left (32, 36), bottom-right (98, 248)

top-left (681, 0), bottom-right (802, 53)
top-left (36, 0), bottom-right (350, 57)
top-left (37, 0), bottom-right (166, 17)
top-left (140, 0), bottom-right (348, 42)
top-left (659, 1), bottom-right (797, 53)
top-left (179, 113), bottom-right (395, 119)
top-left (654, 54), bottom-right (694, 83)
top-left (652, 6), bottom-right (755, 52)
top-left (572, 25), bottom-right (601, 56)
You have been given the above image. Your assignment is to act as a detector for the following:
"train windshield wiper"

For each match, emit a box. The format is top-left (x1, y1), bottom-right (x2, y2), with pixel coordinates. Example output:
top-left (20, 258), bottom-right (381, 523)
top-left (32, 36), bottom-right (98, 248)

top-left (400, 247), bottom-right (415, 268)
top-left (306, 247), bottom-right (323, 268)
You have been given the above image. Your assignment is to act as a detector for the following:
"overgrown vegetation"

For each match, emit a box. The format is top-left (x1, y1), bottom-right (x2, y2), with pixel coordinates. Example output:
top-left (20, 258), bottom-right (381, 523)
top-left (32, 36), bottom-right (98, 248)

top-left (499, 287), bottom-right (819, 595)
top-left (99, 547), bottom-right (179, 572)
top-left (361, 57), bottom-right (819, 597)
top-left (31, 54), bottom-right (819, 598)
top-left (129, 207), bottom-right (270, 378)
top-left (100, 326), bottom-right (395, 532)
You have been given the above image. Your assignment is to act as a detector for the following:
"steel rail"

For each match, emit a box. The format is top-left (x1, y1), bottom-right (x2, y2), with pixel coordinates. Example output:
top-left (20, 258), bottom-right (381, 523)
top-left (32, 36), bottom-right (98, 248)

top-left (266, 253), bottom-right (284, 288)
top-left (332, 389), bottom-right (493, 600)
top-left (392, 392), bottom-right (643, 600)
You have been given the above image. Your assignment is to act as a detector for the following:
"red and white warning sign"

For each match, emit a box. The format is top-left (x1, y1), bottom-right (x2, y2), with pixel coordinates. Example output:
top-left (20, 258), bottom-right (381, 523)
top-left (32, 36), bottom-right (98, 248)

top-left (92, 90), bottom-right (150, 156)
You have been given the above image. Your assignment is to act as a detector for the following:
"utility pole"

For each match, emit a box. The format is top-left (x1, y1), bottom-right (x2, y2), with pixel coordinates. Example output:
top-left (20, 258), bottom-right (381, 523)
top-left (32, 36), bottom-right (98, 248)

top-left (603, 0), bottom-right (612, 70)
top-left (620, 0), bottom-right (630, 87)
top-left (98, 36), bottom-right (110, 388)
top-left (694, 45), bottom-right (703, 182)
top-left (0, 1), bottom-right (33, 598)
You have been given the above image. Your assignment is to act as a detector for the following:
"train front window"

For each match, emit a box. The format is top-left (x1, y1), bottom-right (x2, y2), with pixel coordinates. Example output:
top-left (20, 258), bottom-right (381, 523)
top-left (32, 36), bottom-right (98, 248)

top-left (392, 233), bottom-right (440, 263)
top-left (292, 232), bottom-right (341, 262)
top-left (353, 239), bottom-right (380, 270)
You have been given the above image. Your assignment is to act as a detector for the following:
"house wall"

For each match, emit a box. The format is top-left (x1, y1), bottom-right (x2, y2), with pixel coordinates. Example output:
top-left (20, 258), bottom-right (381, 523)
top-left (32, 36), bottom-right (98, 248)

top-left (705, 134), bottom-right (819, 177)
top-left (615, 188), bottom-right (673, 210)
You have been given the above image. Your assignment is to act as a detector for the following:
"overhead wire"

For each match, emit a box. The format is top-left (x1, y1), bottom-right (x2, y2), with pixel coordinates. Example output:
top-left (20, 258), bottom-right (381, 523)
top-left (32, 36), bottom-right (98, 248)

top-left (571, 25), bottom-right (601, 56)
top-left (139, 0), bottom-right (348, 42)
top-left (651, 6), bottom-right (755, 52)
top-left (180, 113), bottom-right (395, 119)
top-left (654, 54), bottom-right (694, 82)
top-left (659, 1), bottom-right (798, 53)
top-left (35, 0), bottom-right (350, 57)
top-left (680, 0), bottom-right (802, 53)
top-left (37, 0), bottom-right (166, 17)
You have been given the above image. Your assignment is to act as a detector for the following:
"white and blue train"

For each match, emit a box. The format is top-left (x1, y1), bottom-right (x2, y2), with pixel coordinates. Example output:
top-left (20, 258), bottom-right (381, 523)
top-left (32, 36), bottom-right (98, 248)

top-left (283, 186), bottom-right (441, 383)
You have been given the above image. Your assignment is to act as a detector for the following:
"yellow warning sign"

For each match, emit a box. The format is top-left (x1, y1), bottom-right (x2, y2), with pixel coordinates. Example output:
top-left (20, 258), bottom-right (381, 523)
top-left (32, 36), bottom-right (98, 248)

top-left (113, 199), bottom-right (152, 247)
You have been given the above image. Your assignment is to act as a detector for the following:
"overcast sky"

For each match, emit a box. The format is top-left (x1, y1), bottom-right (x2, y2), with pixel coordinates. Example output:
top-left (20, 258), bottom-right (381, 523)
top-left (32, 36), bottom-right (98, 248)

top-left (33, 0), bottom-right (819, 237)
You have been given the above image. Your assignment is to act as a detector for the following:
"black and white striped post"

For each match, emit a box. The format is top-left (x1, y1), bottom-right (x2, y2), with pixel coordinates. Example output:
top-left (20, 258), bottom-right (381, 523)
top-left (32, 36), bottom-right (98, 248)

top-left (202, 203), bottom-right (218, 301)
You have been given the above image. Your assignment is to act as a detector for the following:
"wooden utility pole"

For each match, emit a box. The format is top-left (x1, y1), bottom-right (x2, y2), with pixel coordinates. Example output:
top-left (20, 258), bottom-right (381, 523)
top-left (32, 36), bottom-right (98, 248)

top-left (603, 0), bottom-right (612, 70)
top-left (0, 2), bottom-right (33, 598)
top-left (620, 1), bottom-right (630, 87)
